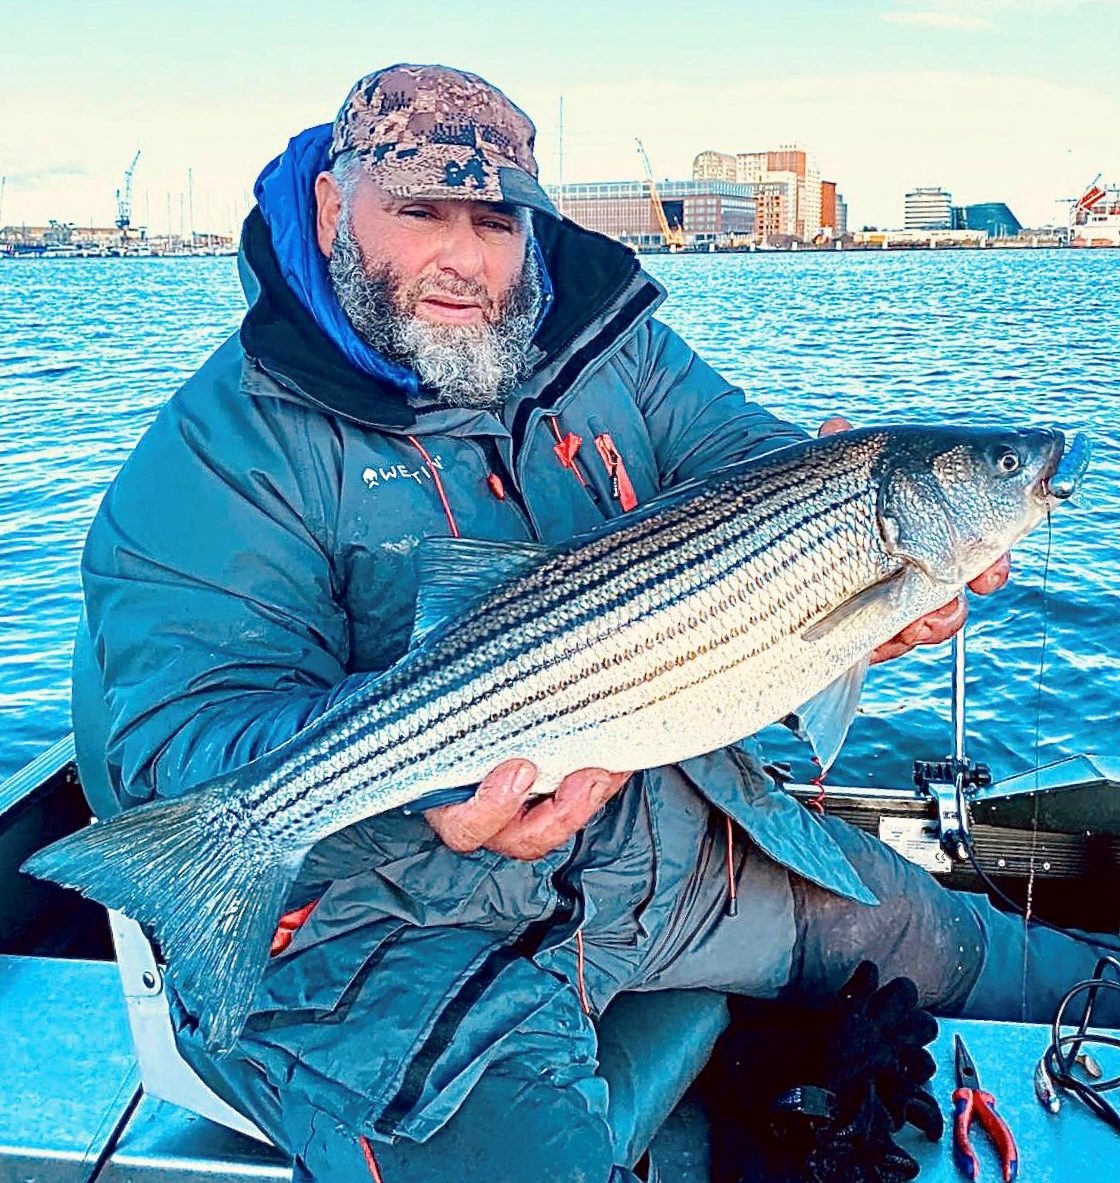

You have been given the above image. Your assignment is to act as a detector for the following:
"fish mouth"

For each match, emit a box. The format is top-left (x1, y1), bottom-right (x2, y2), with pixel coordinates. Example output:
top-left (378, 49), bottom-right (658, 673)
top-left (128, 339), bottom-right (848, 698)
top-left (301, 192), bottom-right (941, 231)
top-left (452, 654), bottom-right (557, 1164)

top-left (1040, 430), bottom-right (1091, 502)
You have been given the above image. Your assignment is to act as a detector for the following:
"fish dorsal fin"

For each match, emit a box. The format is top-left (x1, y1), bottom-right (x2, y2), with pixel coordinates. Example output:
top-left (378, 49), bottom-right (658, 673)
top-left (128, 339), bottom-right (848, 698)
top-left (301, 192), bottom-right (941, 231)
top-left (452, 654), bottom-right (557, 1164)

top-left (802, 568), bottom-right (908, 644)
top-left (783, 656), bottom-right (871, 773)
top-left (410, 536), bottom-right (549, 648)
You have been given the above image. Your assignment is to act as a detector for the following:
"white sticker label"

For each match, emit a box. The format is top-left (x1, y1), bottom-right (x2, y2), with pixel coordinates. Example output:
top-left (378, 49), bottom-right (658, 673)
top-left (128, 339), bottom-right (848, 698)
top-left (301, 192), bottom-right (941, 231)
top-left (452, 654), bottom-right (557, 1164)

top-left (878, 816), bottom-right (952, 874)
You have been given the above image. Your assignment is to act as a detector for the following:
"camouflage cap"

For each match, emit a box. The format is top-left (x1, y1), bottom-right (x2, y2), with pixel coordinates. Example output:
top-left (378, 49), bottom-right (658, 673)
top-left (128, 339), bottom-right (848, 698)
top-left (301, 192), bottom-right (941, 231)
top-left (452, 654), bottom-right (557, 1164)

top-left (330, 64), bottom-right (559, 219)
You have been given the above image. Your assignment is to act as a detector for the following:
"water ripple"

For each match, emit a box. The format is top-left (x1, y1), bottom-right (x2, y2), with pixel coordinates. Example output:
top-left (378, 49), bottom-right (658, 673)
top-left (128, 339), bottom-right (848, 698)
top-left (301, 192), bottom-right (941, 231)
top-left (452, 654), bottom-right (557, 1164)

top-left (1, 249), bottom-right (1118, 787)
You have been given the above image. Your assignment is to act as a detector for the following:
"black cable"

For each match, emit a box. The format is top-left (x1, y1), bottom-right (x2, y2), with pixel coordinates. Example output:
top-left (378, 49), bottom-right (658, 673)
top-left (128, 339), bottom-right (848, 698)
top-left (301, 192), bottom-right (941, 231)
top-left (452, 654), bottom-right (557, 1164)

top-left (1041, 958), bottom-right (1120, 1133)
top-left (961, 839), bottom-right (1120, 956)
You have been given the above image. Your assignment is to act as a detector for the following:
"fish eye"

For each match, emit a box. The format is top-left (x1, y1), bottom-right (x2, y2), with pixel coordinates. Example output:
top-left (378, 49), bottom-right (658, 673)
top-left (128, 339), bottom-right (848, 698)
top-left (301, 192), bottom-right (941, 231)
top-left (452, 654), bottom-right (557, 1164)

top-left (998, 450), bottom-right (1021, 474)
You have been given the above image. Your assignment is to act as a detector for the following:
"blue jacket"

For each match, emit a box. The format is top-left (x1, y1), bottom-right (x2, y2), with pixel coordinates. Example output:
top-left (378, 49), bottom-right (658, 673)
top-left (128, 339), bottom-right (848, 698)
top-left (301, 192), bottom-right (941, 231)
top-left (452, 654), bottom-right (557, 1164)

top-left (78, 135), bottom-right (876, 1141)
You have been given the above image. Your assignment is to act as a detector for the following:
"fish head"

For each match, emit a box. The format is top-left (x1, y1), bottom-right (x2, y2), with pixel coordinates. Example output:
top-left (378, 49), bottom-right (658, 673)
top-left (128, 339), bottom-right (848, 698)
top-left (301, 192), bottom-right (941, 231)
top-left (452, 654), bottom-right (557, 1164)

top-left (876, 426), bottom-right (1069, 585)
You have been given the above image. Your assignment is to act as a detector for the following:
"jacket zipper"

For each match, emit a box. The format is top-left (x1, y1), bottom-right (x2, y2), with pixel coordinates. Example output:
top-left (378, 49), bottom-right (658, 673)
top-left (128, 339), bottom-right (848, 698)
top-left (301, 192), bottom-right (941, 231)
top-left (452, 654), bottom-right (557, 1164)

top-left (463, 438), bottom-right (535, 538)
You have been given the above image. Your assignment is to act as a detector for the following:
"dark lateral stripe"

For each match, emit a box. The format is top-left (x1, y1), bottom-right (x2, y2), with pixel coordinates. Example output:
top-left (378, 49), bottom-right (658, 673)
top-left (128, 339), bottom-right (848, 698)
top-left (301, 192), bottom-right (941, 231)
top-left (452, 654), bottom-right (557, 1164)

top-left (339, 481), bottom-right (860, 750)
top-left (253, 488), bottom-right (868, 824)
top-left (402, 450), bottom-right (867, 673)
top-left (267, 469), bottom-right (866, 795)
top-left (373, 942), bottom-right (524, 1137)
top-left (357, 515), bottom-right (855, 783)
top-left (314, 449), bottom-right (861, 748)
top-left (445, 445), bottom-right (867, 647)
top-left (270, 506), bottom-right (865, 833)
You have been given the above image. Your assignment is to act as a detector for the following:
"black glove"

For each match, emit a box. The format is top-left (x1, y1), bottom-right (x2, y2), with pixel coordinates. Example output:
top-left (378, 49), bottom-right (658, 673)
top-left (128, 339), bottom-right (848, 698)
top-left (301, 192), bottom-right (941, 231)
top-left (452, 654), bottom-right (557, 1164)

top-left (800, 960), bottom-right (943, 1139)
top-left (704, 961), bottom-right (944, 1183)
top-left (715, 1081), bottom-right (921, 1183)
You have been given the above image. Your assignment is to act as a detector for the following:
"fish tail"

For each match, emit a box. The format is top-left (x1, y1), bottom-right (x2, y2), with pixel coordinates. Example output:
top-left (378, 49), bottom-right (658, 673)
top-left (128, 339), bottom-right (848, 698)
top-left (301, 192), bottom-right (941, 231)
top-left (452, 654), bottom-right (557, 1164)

top-left (21, 791), bottom-right (305, 1054)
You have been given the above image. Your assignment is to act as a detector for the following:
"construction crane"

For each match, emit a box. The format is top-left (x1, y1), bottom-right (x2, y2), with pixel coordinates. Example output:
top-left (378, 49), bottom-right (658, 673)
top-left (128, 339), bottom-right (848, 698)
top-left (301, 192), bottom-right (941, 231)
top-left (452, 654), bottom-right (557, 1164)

top-left (115, 150), bottom-right (141, 237)
top-left (635, 139), bottom-right (685, 252)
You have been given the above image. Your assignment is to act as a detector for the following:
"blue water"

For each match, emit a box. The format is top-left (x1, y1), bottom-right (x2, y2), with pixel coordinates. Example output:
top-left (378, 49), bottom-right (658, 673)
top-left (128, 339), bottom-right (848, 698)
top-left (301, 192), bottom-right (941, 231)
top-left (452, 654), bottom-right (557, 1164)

top-left (1, 249), bottom-right (1117, 788)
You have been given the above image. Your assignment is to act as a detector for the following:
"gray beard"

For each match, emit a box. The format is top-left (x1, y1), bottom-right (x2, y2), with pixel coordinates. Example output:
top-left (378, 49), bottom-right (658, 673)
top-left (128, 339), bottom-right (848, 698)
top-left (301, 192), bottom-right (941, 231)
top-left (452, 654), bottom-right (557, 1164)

top-left (327, 213), bottom-right (542, 410)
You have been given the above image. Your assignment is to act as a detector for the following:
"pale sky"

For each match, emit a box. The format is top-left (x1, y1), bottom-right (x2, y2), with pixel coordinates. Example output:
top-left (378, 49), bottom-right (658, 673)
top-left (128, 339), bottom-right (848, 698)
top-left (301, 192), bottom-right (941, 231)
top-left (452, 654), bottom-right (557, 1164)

top-left (2, 0), bottom-right (1117, 233)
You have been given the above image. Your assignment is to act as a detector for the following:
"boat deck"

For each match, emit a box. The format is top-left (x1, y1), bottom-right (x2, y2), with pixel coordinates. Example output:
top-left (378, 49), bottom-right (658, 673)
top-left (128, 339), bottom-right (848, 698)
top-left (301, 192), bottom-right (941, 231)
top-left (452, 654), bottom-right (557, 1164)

top-left (6, 953), bottom-right (1119, 1182)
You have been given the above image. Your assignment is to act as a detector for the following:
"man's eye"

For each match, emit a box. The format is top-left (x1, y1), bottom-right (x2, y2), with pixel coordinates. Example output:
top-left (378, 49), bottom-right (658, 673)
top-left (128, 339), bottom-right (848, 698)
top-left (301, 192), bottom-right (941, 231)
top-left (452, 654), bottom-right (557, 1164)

top-left (480, 220), bottom-right (514, 233)
top-left (400, 208), bottom-right (435, 220)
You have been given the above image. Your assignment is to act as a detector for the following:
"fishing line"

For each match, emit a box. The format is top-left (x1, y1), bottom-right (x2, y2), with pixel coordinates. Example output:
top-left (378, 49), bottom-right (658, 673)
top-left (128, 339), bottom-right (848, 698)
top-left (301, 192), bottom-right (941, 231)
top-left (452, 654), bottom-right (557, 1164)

top-left (962, 845), bottom-right (1120, 956)
top-left (1021, 509), bottom-right (1053, 1019)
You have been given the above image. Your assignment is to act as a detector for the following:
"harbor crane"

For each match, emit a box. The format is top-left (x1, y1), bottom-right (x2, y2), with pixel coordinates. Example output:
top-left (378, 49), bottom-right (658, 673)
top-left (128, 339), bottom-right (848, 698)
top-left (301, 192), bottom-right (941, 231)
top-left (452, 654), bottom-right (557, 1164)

top-left (115, 150), bottom-right (141, 237)
top-left (635, 139), bottom-right (685, 252)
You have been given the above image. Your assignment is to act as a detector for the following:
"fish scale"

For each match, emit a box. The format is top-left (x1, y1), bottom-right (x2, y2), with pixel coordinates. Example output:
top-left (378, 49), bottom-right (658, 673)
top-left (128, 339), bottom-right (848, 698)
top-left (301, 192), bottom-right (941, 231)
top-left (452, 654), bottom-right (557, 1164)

top-left (24, 423), bottom-right (1076, 1052)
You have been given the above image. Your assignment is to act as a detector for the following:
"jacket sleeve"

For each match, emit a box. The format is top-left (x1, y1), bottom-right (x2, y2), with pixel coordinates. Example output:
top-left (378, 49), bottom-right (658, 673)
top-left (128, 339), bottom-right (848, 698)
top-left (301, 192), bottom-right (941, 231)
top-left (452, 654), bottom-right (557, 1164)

top-left (627, 318), bottom-right (808, 487)
top-left (81, 343), bottom-right (366, 807)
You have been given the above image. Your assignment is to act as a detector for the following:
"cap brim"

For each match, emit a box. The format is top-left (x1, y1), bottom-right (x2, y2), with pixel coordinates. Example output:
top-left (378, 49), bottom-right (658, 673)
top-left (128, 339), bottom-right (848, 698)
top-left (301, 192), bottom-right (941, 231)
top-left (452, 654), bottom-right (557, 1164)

top-left (381, 168), bottom-right (560, 220)
top-left (496, 167), bottom-right (560, 219)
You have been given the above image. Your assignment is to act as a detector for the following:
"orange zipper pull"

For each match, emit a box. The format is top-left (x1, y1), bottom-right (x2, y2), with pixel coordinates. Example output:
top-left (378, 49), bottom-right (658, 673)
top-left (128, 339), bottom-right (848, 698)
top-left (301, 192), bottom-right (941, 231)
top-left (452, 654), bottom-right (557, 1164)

top-left (592, 432), bottom-right (638, 511)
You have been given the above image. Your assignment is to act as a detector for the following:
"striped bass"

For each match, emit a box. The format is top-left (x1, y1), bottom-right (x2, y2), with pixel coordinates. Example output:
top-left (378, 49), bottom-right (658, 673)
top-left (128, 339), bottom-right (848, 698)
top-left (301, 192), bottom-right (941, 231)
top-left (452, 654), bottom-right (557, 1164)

top-left (24, 424), bottom-right (1090, 1051)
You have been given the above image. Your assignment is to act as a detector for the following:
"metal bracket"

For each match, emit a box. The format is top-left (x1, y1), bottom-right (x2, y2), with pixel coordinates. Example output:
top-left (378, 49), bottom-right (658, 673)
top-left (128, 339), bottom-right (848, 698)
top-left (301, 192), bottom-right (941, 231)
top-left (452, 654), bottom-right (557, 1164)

top-left (914, 761), bottom-right (976, 860)
top-left (912, 629), bottom-right (992, 861)
top-left (107, 909), bottom-right (270, 1144)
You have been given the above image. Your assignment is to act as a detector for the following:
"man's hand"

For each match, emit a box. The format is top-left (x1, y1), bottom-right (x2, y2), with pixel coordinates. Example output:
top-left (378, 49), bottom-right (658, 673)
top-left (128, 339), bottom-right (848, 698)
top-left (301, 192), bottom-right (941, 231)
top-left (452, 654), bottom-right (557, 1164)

top-left (818, 418), bottom-right (1010, 665)
top-left (425, 760), bottom-right (632, 860)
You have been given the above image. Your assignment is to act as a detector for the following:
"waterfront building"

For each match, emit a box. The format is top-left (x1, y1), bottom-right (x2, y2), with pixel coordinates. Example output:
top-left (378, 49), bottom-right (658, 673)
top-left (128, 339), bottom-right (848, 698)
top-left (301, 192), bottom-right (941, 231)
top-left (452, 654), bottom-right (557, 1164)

top-left (0, 223), bottom-right (124, 249)
top-left (545, 179), bottom-right (756, 250)
top-left (730, 148), bottom-right (820, 240)
top-left (855, 227), bottom-right (987, 248)
top-left (821, 181), bottom-right (837, 238)
top-left (753, 173), bottom-right (798, 240)
top-left (0, 222), bottom-right (233, 256)
top-left (953, 202), bottom-right (1022, 239)
top-left (692, 145), bottom-right (824, 241)
top-left (692, 151), bottom-right (737, 182)
top-left (904, 187), bottom-right (954, 230)
top-left (835, 192), bottom-right (848, 238)
top-left (772, 147), bottom-right (821, 241)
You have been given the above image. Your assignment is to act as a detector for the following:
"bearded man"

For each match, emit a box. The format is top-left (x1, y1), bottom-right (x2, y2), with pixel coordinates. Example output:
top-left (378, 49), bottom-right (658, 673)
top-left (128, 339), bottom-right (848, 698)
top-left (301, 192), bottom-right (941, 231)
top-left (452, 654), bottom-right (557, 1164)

top-left (76, 64), bottom-right (1107, 1183)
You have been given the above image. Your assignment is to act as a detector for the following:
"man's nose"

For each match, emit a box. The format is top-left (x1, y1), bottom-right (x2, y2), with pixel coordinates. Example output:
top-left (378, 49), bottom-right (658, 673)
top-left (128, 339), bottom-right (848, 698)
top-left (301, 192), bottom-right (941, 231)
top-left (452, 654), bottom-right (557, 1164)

top-left (435, 216), bottom-right (485, 279)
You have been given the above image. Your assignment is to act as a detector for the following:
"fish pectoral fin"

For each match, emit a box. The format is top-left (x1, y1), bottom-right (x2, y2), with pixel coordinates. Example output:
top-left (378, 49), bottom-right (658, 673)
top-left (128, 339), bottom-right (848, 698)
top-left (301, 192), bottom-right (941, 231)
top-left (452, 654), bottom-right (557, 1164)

top-left (411, 536), bottom-right (551, 648)
top-left (802, 569), bottom-right (908, 644)
top-left (784, 656), bottom-right (871, 773)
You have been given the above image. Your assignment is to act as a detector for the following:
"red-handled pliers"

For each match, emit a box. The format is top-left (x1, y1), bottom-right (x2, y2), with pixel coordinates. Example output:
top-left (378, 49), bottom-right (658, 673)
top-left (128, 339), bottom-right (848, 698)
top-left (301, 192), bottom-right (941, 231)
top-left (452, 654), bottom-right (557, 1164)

top-left (952, 1034), bottom-right (1019, 1182)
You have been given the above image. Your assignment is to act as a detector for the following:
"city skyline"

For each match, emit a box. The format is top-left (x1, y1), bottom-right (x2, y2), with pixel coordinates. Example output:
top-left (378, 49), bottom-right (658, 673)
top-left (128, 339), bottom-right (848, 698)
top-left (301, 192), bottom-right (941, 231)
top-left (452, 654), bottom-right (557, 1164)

top-left (2, 0), bottom-right (1118, 233)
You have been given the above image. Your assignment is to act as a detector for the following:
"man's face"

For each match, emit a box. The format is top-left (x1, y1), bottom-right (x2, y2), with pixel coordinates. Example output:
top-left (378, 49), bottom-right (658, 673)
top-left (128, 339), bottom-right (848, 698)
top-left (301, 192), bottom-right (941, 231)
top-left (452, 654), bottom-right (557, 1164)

top-left (344, 179), bottom-right (530, 325)
top-left (316, 170), bottom-right (542, 409)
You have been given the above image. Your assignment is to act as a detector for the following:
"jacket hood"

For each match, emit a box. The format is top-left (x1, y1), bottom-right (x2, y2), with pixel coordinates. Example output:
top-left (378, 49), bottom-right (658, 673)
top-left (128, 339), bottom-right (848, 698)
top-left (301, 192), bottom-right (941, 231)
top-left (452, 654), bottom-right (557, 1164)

top-left (253, 123), bottom-right (421, 395)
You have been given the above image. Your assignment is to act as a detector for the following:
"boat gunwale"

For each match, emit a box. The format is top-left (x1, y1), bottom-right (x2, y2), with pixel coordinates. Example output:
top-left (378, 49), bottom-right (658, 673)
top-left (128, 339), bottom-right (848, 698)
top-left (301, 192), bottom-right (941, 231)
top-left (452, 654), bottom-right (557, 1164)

top-left (0, 734), bottom-right (77, 821)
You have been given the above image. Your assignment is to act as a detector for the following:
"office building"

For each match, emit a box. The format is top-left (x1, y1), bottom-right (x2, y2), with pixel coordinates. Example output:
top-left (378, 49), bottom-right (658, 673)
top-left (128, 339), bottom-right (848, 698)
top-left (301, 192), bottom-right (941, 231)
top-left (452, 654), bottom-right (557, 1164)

top-left (693, 146), bottom-right (824, 241)
top-left (905, 187), bottom-right (954, 230)
top-left (546, 179), bottom-right (756, 249)
top-left (953, 203), bottom-right (1022, 239)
